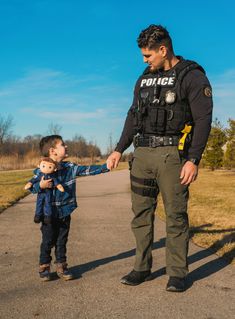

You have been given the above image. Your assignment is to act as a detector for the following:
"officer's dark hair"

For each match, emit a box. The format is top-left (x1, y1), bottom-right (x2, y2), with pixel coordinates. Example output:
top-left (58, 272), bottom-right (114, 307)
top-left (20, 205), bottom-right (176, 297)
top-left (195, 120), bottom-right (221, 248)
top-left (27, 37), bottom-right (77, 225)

top-left (137, 24), bottom-right (173, 52)
top-left (39, 135), bottom-right (63, 157)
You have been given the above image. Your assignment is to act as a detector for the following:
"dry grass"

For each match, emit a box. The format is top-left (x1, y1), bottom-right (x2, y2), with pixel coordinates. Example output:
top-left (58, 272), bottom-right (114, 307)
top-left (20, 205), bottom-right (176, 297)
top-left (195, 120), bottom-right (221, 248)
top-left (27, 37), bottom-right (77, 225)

top-left (157, 169), bottom-right (235, 264)
top-left (0, 155), bottom-right (39, 170)
top-left (112, 161), bottom-right (129, 171)
top-left (0, 154), bottom-right (103, 171)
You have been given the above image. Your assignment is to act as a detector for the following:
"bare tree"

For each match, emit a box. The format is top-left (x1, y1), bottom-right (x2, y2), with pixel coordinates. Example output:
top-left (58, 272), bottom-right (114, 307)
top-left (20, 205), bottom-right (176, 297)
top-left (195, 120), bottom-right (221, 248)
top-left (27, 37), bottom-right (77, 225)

top-left (69, 134), bottom-right (88, 158)
top-left (106, 132), bottom-right (114, 155)
top-left (23, 134), bottom-right (42, 154)
top-left (0, 114), bottom-right (14, 145)
top-left (88, 140), bottom-right (101, 163)
top-left (47, 122), bottom-right (62, 135)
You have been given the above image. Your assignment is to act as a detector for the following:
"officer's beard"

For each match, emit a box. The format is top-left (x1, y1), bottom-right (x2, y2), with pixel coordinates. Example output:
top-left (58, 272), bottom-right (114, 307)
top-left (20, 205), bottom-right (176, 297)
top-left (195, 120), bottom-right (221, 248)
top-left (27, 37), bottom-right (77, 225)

top-left (149, 65), bottom-right (164, 73)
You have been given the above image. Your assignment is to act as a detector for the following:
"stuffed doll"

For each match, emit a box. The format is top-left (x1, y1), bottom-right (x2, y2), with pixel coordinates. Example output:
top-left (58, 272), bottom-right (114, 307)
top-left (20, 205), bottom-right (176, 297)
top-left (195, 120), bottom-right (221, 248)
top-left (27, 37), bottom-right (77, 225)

top-left (25, 157), bottom-right (64, 224)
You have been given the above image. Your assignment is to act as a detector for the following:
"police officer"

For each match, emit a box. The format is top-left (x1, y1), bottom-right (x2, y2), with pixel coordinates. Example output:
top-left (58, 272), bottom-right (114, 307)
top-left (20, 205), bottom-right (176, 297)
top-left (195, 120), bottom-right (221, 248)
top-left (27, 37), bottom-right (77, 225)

top-left (107, 24), bottom-right (213, 292)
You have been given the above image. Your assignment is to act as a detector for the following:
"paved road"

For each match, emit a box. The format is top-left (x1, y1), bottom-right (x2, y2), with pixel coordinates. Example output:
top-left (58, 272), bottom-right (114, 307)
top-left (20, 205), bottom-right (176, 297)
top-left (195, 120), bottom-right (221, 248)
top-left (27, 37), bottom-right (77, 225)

top-left (0, 169), bottom-right (234, 319)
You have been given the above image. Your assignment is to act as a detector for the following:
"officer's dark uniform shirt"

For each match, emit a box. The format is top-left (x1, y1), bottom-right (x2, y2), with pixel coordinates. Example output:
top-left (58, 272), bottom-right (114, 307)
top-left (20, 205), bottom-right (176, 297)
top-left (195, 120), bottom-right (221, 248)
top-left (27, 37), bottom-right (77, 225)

top-left (115, 58), bottom-right (213, 162)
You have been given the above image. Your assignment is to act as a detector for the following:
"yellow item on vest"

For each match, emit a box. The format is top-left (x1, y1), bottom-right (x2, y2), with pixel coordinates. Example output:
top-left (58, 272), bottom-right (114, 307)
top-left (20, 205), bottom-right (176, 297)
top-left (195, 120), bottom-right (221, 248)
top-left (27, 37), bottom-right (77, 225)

top-left (178, 124), bottom-right (192, 151)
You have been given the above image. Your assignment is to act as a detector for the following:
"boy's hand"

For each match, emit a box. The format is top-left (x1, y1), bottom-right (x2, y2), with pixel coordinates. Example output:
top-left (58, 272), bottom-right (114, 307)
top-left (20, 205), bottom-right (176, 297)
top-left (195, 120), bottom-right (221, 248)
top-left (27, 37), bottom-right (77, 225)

top-left (24, 182), bottom-right (33, 190)
top-left (57, 184), bottom-right (65, 192)
top-left (107, 151), bottom-right (122, 169)
top-left (40, 176), bottom-right (53, 189)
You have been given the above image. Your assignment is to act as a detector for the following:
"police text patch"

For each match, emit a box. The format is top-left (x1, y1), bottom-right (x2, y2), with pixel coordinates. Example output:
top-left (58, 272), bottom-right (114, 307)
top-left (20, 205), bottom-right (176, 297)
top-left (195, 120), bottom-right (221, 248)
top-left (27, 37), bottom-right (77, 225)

top-left (140, 76), bottom-right (176, 88)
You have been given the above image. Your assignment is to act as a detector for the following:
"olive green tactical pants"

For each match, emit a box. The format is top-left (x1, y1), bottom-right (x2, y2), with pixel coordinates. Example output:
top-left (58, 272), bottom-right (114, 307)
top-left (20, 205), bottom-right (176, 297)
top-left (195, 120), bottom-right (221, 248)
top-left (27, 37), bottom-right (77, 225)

top-left (131, 146), bottom-right (189, 278)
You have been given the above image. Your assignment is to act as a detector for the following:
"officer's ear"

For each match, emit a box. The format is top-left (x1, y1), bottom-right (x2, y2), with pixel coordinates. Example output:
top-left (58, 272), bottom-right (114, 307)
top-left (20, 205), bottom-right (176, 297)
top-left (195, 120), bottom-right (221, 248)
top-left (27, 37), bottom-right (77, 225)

top-left (158, 45), bottom-right (167, 58)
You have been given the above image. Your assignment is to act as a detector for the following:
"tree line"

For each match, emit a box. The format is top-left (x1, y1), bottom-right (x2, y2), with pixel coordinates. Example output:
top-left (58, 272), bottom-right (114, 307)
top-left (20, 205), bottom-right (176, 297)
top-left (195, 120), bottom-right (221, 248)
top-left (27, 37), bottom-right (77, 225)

top-left (0, 115), bottom-right (101, 159)
top-left (0, 114), bottom-right (234, 169)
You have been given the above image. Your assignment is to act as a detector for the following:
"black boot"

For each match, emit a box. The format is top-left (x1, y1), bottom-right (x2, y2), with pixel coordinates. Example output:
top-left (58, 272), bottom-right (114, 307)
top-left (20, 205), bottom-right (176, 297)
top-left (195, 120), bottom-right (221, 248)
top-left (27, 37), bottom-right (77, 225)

top-left (166, 276), bottom-right (186, 292)
top-left (120, 269), bottom-right (152, 286)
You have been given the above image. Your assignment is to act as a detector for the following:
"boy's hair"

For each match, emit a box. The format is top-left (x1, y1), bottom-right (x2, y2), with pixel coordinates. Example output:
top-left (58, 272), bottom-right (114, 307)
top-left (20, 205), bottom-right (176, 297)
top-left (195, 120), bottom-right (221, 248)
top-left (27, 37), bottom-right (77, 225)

top-left (39, 135), bottom-right (63, 157)
top-left (137, 24), bottom-right (173, 52)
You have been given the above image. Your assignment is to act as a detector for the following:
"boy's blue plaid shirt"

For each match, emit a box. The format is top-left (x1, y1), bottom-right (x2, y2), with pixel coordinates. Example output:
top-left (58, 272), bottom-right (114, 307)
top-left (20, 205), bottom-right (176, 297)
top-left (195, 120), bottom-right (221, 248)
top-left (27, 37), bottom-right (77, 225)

top-left (31, 162), bottom-right (109, 218)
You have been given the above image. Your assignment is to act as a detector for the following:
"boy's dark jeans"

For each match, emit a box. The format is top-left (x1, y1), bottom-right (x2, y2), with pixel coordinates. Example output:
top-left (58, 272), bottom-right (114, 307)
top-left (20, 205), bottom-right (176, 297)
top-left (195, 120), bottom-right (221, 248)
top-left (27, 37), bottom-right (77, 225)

top-left (39, 215), bottom-right (71, 265)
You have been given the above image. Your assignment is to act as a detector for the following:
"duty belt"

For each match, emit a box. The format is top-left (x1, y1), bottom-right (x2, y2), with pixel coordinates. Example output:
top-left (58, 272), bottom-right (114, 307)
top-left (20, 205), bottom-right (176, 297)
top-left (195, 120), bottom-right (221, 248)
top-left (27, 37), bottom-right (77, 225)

top-left (133, 135), bottom-right (179, 148)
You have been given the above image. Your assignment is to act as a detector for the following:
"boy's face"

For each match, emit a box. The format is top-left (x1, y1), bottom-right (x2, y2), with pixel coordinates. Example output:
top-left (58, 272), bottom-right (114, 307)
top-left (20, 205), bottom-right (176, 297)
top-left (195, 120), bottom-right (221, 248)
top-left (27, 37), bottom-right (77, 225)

top-left (50, 139), bottom-right (68, 162)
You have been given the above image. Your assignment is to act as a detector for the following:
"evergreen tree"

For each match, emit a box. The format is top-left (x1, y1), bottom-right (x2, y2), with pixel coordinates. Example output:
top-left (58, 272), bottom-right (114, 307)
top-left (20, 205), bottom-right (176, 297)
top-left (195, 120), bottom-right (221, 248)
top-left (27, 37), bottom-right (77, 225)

top-left (203, 118), bottom-right (227, 170)
top-left (223, 118), bottom-right (235, 169)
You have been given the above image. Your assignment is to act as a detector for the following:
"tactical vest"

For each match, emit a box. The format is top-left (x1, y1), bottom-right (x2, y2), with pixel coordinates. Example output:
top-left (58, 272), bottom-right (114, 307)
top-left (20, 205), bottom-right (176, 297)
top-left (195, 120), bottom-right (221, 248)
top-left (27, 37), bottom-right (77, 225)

top-left (132, 59), bottom-right (205, 136)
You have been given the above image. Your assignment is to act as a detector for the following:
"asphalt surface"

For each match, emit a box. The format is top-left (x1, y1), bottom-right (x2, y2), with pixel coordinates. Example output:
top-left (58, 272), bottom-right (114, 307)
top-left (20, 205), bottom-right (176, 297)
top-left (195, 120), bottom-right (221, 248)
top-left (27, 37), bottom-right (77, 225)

top-left (0, 169), bottom-right (234, 319)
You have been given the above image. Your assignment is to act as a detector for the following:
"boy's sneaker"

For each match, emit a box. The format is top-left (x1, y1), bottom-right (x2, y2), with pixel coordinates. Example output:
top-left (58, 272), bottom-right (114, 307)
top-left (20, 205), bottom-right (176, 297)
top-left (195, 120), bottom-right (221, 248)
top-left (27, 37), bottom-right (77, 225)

top-left (39, 264), bottom-right (51, 281)
top-left (56, 262), bottom-right (73, 281)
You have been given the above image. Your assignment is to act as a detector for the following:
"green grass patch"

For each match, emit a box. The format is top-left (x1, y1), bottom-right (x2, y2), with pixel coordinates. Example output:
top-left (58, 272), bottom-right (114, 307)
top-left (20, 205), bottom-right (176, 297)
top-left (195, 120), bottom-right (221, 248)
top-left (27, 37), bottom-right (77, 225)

top-left (0, 169), bottom-right (33, 213)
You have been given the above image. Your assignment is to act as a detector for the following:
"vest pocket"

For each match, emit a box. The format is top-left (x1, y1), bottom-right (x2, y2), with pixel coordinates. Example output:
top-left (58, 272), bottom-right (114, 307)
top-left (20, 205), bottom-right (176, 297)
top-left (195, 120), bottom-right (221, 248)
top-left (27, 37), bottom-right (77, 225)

top-left (145, 107), bottom-right (167, 134)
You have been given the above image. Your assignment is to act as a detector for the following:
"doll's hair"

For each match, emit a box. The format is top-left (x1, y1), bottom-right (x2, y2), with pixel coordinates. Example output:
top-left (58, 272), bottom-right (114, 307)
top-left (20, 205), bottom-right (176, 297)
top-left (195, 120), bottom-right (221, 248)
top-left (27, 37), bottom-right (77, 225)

top-left (39, 157), bottom-right (58, 168)
top-left (39, 135), bottom-right (63, 156)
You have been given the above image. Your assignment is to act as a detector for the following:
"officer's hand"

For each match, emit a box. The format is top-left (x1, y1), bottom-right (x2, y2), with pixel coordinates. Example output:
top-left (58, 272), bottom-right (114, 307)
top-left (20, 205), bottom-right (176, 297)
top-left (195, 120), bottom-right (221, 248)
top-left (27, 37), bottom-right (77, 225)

top-left (39, 176), bottom-right (53, 189)
top-left (180, 161), bottom-right (198, 185)
top-left (106, 151), bottom-right (122, 170)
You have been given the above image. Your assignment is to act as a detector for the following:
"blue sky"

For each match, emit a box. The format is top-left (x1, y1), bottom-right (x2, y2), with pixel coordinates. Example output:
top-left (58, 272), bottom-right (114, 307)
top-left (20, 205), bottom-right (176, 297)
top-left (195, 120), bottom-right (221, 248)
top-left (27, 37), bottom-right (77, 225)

top-left (0, 0), bottom-right (234, 153)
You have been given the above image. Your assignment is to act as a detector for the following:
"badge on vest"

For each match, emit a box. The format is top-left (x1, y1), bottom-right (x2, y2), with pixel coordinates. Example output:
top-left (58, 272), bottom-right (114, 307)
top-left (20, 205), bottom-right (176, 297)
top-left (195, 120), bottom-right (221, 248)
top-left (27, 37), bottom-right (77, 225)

top-left (165, 90), bottom-right (176, 104)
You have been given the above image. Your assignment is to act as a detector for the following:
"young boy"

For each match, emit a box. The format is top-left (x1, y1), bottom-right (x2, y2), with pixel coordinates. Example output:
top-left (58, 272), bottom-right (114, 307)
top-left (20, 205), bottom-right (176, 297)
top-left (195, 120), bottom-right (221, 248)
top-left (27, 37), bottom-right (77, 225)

top-left (30, 135), bottom-right (109, 281)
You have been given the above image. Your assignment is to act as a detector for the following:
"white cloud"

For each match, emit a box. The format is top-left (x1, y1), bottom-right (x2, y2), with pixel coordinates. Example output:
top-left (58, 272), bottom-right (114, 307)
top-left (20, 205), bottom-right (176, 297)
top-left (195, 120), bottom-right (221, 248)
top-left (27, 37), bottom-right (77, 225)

top-left (0, 67), bottom-right (130, 114)
top-left (0, 67), bottom-right (129, 150)
top-left (212, 69), bottom-right (235, 98)
top-left (0, 68), bottom-right (104, 96)
top-left (210, 69), bottom-right (235, 123)
top-left (21, 107), bottom-right (107, 123)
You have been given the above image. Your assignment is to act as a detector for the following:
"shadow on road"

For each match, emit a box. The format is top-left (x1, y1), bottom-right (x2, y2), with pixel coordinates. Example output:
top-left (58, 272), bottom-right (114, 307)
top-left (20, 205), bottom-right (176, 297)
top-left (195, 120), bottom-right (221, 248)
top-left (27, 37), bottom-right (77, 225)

top-left (70, 238), bottom-right (166, 279)
top-left (187, 228), bottom-right (234, 287)
top-left (70, 228), bottom-right (233, 289)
